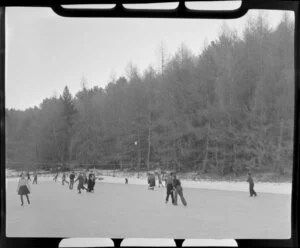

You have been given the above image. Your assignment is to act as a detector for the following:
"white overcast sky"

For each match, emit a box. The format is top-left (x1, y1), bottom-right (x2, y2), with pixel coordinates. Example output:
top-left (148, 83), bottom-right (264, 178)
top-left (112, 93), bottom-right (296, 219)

top-left (5, 4), bottom-right (294, 110)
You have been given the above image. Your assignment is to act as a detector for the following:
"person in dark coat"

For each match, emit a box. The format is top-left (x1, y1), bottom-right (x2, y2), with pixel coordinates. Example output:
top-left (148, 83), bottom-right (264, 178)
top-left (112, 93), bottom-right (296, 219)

top-left (125, 178), bottom-right (128, 184)
top-left (69, 172), bottom-right (75, 189)
top-left (165, 172), bottom-right (175, 204)
top-left (148, 173), bottom-right (155, 190)
top-left (27, 172), bottom-right (31, 181)
top-left (75, 172), bottom-right (87, 194)
top-left (17, 173), bottom-right (31, 206)
top-left (33, 171), bottom-right (38, 184)
top-left (247, 172), bottom-right (257, 197)
top-left (87, 173), bottom-right (96, 192)
top-left (173, 173), bottom-right (187, 206)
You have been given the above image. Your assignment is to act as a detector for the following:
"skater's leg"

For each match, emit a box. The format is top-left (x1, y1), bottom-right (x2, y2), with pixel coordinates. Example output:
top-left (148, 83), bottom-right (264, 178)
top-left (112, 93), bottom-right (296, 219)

top-left (173, 189), bottom-right (178, 205)
top-left (171, 189), bottom-right (175, 204)
top-left (25, 194), bottom-right (30, 204)
top-left (253, 186), bottom-right (257, 196)
top-left (20, 195), bottom-right (24, 206)
top-left (178, 187), bottom-right (187, 206)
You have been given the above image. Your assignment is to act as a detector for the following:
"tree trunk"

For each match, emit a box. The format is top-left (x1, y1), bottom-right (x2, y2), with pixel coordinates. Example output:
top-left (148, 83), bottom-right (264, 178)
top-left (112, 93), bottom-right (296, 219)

top-left (52, 124), bottom-right (62, 163)
top-left (202, 134), bottom-right (209, 173)
top-left (274, 119), bottom-right (284, 173)
top-left (215, 140), bottom-right (219, 173)
top-left (147, 98), bottom-right (152, 170)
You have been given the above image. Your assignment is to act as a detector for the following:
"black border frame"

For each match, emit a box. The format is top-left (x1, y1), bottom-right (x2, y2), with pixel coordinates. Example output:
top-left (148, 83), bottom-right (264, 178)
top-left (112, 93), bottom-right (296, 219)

top-left (0, 0), bottom-right (299, 247)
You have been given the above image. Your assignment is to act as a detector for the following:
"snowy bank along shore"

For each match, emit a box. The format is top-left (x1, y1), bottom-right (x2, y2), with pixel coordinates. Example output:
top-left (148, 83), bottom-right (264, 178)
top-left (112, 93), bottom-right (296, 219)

top-left (6, 169), bottom-right (291, 195)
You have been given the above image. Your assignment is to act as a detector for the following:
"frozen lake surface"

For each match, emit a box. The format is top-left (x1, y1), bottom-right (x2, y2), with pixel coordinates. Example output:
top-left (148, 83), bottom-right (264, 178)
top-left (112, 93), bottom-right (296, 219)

top-left (6, 179), bottom-right (291, 239)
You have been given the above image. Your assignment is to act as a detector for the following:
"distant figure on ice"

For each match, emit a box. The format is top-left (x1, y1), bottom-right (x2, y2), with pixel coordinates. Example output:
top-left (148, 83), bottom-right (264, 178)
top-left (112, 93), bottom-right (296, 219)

top-left (157, 170), bottom-right (163, 188)
top-left (53, 173), bottom-right (58, 182)
top-left (69, 171), bottom-right (75, 189)
top-left (173, 173), bottom-right (187, 206)
top-left (17, 173), bottom-right (31, 206)
top-left (148, 172), bottom-right (156, 190)
top-left (26, 172), bottom-right (31, 181)
top-left (165, 172), bottom-right (175, 204)
top-left (75, 172), bottom-right (87, 194)
top-left (33, 171), bottom-right (38, 184)
top-left (62, 172), bottom-right (69, 185)
top-left (162, 173), bottom-right (167, 187)
top-left (125, 178), bottom-right (128, 184)
top-left (87, 173), bottom-right (96, 192)
top-left (247, 172), bottom-right (257, 197)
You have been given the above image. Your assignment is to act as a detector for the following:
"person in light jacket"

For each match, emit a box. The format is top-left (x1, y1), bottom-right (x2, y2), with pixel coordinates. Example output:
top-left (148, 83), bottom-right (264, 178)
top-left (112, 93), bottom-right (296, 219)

top-left (17, 173), bottom-right (31, 206)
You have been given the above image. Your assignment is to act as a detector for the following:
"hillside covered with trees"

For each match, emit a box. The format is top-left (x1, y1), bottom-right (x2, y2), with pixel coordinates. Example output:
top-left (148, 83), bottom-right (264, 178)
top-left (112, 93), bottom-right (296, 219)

top-left (6, 14), bottom-right (294, 179)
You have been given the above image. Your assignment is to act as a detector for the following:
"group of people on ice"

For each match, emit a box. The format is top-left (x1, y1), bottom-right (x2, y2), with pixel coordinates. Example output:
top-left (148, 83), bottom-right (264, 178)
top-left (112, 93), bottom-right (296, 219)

top-left (147, 171), bottom-right (187, 206)
top-left (55, 171), bottom-right (97, 194)
top-left (16, 166), bottom-right (257, 207)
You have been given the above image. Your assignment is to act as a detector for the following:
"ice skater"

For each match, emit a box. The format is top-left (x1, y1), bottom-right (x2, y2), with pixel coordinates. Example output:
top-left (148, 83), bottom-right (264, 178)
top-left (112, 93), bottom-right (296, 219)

top-left (125, 178), bottom-right (128, 184)
top-left (17, 173), bottom-right (31, 206)
top-left (87, 173), bottom-right (96, 192)
top-left (172, 173), bottom-right (187, 206)
top-left (69, 171), bottom-right (75, 189)
top-left (32, 171), bottom-right (38, 184)
top-left (148, 172), bottom-right (155, 190)
top-left (247, 172), bottom-right (257, 197)
top-left (165, 172), bottom-right (175, 204)
top-left (26, 171), bottom-right (31, 181)
top-left (62, 172), bottom-right (69, 185)
top-left (75, 172), bottom-right (87, 194)
top-left (53, 172), bottom-right (58, 182)
top-left (157, 171), bottom-right (163, 188)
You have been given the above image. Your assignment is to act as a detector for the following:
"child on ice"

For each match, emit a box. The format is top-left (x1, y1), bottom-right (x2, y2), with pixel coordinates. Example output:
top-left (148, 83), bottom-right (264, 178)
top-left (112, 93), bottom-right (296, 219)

top-left (17, 173), bottom-right (31, 206)
top-left (247, 172), bottom-right (257, 197)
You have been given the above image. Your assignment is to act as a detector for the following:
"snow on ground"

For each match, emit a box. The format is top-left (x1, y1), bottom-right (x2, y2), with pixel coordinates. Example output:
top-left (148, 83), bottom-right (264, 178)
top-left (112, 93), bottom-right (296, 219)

top-left (6, 180), bottom-right (291, 238)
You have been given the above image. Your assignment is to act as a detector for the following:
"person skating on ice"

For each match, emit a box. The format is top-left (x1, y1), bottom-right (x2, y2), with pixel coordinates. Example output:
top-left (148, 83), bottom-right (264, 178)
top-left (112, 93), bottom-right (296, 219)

top-left (157, 170), bottom-right (163, 188)
top-left (33, 171), bottom-right (38, 184)
top-left (165, 172), bottom-right (175, 204)
top-left (247, 172), bottom-right (257, 197)
top-left (87, 172), bottom-right (96, 192)
top-left (148, 172), bottom-right (155, 190)
top-left (75, 172), bottom-right (87, 194)
top-left (53, 172), bottom-right (58, 182)
top-left (62, 172), bottom-right (69, 185)
top-left (26, 171), bottom-right (31, 181)
top-left (172, 173), bottom-right (187, 206)
top-left (69, 171), bottom-right (75, 189)
top-left (17, 173), bottom-right (31, 206)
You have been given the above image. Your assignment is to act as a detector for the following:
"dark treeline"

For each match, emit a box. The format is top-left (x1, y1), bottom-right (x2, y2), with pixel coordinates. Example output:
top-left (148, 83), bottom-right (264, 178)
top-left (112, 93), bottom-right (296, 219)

top-left (6, 14), bottom-right (294, 177)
